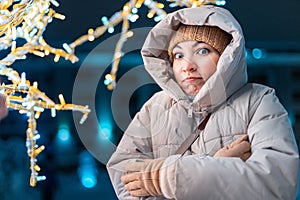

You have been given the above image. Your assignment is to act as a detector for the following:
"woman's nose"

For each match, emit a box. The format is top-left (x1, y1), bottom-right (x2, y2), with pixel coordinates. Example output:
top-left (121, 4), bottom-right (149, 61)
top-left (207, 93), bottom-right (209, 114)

top-left (181, 59), bottom-right (196, 72)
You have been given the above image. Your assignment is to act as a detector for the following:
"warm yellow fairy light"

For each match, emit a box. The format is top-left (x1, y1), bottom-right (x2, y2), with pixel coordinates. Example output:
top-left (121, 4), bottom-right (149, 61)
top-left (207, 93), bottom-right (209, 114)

top-left (34, 145), bottom-right (45, 156)
top-left (34, 165), bottom-right (41, 172)
top-left (88, 35), bottom-right (95, 42)
top-left (34, 111), bottom-right (41, 119)
top-left (44, 49), bottom-right (49, 55)
top-left (33, 82), bottom-right (38, 88)
top-left (156, 3), bottom-right (164, 8)
top-left (147, 10), bottom-right (156, 18)
top-left (58, 94), bottom-right (66, 106)
top-left (53, 13), bottom-right (66, 20)
top-left (126, 30), bottom-right (134, 38)
top-left (54, 54), bottom-right (60, 62)
top-left (33, 51), bottom-right (45, 57)
top-left (123, 4), bottom-right (130, 11)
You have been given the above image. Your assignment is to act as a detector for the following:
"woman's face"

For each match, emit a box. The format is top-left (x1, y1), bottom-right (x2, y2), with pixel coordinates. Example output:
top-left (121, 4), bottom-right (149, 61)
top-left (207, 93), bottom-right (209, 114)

top-left (172, 41), bottom-right (220, 96)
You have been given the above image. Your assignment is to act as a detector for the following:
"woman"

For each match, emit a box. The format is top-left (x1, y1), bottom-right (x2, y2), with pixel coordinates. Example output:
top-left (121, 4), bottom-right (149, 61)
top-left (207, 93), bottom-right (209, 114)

top-left (107, 5), bottom-right (299, 199)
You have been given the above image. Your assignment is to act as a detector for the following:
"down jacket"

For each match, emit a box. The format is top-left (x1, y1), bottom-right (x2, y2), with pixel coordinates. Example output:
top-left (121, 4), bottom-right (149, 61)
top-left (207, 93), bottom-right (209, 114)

top-left (107, 5), bottom-right (299, 200)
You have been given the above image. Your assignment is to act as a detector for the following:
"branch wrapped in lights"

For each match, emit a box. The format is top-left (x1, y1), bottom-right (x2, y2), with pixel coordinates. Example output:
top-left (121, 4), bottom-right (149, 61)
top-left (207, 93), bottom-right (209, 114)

top-left (0, 0), bottom-right (89, 186)
top-left (0, 0), bottom-right (225, 88)
top-left (0, 70), bottom-right (90, 187)
top-left (0, 0), bottom-right (78, 73)
top-left (0, 0), bottom-right (224, 187)
top-left (67, 0), bottom-right (226, 90)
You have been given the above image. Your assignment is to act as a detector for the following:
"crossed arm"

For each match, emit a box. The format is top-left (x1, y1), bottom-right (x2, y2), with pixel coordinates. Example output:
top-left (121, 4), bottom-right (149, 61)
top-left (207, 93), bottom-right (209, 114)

top-left (121, 134), bottom-right (251, 197)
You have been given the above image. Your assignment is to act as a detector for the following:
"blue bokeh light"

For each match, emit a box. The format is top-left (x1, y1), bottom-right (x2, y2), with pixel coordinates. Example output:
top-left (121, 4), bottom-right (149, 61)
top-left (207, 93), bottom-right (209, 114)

top-left (78, 150), bottom-right (98, 188)
top-left (57, 124), bottom-right (71, 142)
top-left (252, 48), bottom-right (263, 59)
top-left (98, 121), bottom-right (112, 140)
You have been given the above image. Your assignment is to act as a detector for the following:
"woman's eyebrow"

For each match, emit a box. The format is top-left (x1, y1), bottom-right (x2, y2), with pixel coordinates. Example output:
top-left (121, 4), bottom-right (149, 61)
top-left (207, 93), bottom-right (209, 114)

top-left (193, 41), bottom-right (204, 48)
top-left (173, 41), bottom-right (205, 50)
top-left (173, 44), bottom-right (182, 50)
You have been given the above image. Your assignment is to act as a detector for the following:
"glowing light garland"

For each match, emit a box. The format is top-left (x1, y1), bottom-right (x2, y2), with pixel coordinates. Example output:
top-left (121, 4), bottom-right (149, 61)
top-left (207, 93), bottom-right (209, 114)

top-left (0, 69), bottom-right (90, 187)
top-left (0, 0), bottom-right (225, 186)
top-left (0, 0), bottom-right (90, 187)
top-left (0, 0), bottom-right (225, 89)
top-left (69, 0), bottom-right (226, 90)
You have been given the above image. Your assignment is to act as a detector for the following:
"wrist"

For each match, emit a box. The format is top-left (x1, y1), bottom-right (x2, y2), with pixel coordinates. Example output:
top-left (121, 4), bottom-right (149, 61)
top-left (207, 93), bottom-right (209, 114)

top-left (159, 155), bottom-right (180, 199)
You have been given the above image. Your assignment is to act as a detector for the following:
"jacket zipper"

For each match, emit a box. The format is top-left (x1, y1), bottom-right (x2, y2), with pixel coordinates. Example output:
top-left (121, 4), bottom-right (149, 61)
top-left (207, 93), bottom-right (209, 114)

top-left (188, 103), bottom-right (193, 118)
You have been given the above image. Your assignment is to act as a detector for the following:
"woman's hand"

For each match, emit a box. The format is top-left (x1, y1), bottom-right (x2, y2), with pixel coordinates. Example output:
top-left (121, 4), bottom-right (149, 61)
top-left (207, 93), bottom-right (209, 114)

top-left (214, 134), bottom-right (251, 161)
top-left (121, 158), bottom-right (165, 197)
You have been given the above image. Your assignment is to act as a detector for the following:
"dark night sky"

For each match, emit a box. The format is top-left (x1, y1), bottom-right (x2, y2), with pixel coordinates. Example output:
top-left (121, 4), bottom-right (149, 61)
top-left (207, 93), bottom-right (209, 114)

top-left (44, 0), bottom-right (300, 51)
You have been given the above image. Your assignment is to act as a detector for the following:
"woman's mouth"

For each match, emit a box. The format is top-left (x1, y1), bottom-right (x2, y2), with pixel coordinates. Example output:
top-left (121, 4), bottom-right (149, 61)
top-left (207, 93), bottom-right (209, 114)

top-left (184, 77), bottom-right (202, 82)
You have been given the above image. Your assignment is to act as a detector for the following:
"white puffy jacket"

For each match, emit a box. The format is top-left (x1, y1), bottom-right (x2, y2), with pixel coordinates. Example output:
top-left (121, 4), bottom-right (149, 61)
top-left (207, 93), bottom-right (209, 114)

top-left (107, 5), bottom-right (299, 200)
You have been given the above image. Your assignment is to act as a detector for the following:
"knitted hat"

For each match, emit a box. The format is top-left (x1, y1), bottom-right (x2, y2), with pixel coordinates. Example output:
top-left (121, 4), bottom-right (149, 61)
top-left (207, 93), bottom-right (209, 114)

top-left (168, 24), bottom-right (232, 61)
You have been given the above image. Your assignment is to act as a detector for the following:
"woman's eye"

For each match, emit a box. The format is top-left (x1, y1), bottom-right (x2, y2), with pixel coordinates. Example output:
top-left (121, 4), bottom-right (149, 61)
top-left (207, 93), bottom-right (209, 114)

top-left (174, 53), bottom-right (183, 59)
top-left (197, 48), bottom-right (210, 55)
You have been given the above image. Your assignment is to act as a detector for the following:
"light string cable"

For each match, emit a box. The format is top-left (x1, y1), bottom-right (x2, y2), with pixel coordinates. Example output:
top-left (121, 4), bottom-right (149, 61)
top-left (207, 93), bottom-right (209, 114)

top-left (0, 0), bottom-right (90, 187)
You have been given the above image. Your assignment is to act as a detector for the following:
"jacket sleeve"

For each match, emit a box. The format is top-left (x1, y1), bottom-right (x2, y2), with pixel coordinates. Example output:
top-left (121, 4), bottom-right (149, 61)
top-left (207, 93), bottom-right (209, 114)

top-left (106, 98), bottom-right (155, 200)
top-left (160, 88), bottom-right (299, 200)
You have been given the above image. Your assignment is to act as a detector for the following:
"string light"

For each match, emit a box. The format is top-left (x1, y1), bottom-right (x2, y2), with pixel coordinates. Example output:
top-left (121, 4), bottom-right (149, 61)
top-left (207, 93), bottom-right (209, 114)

top-left (0, 0), bottom-right (91, 184)
top-left (0, 0), bottom-right (225, 187)
top-left (0, 0), bottom-right (225, 89)
top-left (0, 70), bottom-right (90, 187)
top-left (0, 0), bottom-right (79, 73)
top-left (67, 0), bottom-right (225, 90)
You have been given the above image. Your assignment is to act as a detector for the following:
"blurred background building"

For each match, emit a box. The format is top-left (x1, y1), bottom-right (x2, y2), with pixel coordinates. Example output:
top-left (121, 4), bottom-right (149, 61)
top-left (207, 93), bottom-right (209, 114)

top-left (0, 0), bottom-right (300, 199)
